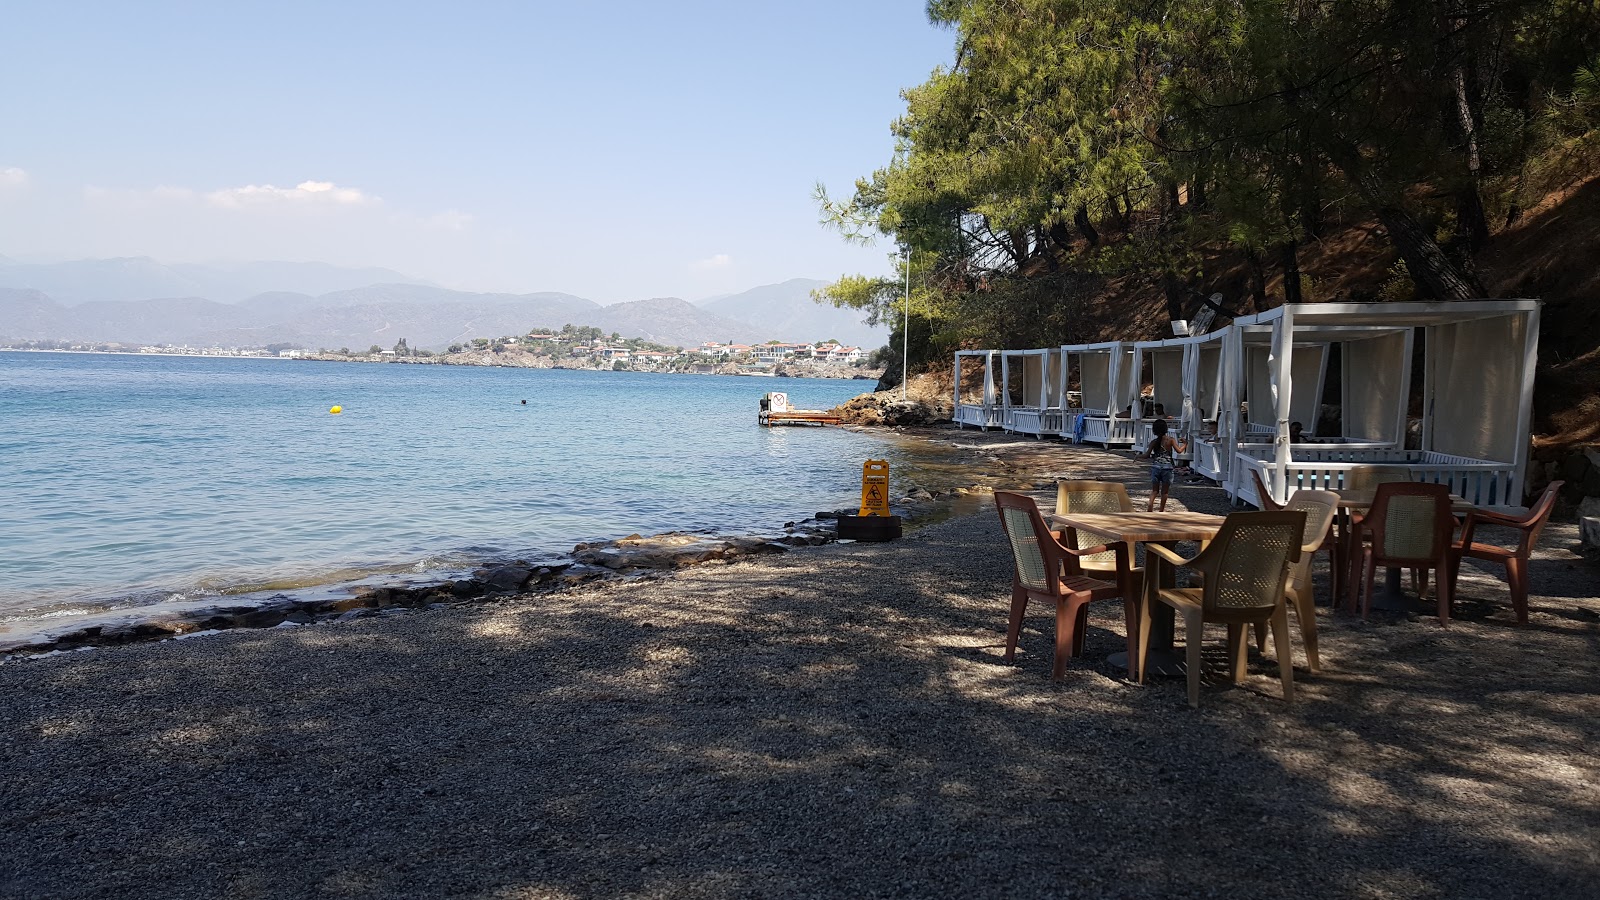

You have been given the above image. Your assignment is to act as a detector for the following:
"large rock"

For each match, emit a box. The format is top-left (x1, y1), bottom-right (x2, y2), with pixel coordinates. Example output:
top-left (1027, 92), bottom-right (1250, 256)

top-left (1580, 497), bottom-right (1600, 550)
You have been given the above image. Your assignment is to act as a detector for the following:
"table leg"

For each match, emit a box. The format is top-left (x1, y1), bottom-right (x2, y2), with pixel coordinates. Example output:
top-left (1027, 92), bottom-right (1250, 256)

top-left (1368, 567), bottom-right (1416, 611)
top-left (1330, 511), bottom-right (1346, 607)
top-left (1108, 540), bottom-right (1183, 677)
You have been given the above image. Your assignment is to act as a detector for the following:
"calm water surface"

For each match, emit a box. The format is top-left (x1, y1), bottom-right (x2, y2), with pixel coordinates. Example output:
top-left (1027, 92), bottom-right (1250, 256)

top-left (0, 352), bottom-right (905, 622)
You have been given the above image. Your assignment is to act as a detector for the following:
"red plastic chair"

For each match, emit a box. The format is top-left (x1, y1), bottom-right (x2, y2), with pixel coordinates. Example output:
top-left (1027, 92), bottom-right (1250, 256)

top-left (1448, 481), bottom-right (1564, 624)
top-left (994, 491), bottom-right (1128, 678)
top-left (1351, 482), bottom-right (1457, 623)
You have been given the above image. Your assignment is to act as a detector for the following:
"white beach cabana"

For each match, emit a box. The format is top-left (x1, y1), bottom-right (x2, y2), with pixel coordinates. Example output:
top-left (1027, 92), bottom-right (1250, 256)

top-left (952, 350), bottom-right (1004, 430)
top-left (1062, 341), bottom-right (1139, 446)
top-left (998, 348), bottom-right (1066, 437)
top-left (1227, 301), bottom-right (1540, 511)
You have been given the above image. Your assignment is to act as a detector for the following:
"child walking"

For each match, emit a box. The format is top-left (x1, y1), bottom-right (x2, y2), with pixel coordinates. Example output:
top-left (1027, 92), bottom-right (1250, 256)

top-left (1143, 419), bottom-right (1186, 511)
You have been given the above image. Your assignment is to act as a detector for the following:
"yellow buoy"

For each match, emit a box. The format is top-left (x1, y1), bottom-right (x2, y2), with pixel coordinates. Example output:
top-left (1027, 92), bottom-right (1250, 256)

top-left (329, 405), bottom-right (343, 415)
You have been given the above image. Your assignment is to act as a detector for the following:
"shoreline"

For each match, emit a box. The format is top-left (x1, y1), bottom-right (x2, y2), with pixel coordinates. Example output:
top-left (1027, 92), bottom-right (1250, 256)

top-left (0, 425), bottom-right (1049, 659)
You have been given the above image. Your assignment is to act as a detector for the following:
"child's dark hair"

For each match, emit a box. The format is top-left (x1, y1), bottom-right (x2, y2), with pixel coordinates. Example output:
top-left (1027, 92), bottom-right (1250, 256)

top-left (1151, 419), bottom-right (1169, 436)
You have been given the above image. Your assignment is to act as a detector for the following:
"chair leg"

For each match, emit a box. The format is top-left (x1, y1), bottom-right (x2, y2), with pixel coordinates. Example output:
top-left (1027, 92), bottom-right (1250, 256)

top-left (1185, 611), bottom-right (1204, 708)
top-left (1416, 568), bottom-right (1429, 602)
top-left (1072, 604), bottom-right (1090, 656)
top-left (1436, 558), bottom-right (1452, 626)
top-left (1294, 588), bottom-right (1320, 674)
top-left (1004, 582), bottom-right (1027, 662)
top-left (1052, 597), bottom-right (1078, 680)
top-left (1270, 609), bottom-right (1295, 704)
top-left (1135, 592), bottom-right (1155, 684)
top-left (1227, 623), bottom-right (1248, 684)
top-left (1361, 551), bottom-right (1377, 620)
top-left (1252, 621), bottom-right (1268, 657)
top-left (1506, 557), bottom-right (1530, 624)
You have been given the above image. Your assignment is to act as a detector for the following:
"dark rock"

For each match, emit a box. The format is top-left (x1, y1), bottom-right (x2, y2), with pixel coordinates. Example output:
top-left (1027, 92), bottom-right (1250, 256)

top-left (337, 608), bottom-right (378, 622)
top-left (1560, 453), bottom-right (1592, 482)
top-left (482, 565), bottom-right (533, 593)
top-left (450, 580), bottom-right (484, 598)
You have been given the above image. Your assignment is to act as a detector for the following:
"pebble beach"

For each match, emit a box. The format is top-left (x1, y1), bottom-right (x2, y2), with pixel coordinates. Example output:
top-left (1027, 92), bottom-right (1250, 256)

top-left (3, 433), bottom-right (1598, 899)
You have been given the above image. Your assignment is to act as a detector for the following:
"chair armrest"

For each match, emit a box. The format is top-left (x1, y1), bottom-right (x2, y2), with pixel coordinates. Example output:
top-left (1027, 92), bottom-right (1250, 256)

top-left (1470, 509), bottom-right (1528, 528)
top-left (1049, 533), bottom-right (1113, 558)
top-left (1145, 543), bottom-right (1198, 568)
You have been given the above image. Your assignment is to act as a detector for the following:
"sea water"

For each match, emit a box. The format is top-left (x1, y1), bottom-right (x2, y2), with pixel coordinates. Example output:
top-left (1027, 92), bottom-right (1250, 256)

top-left (0, 352), bottom-right (906, 624)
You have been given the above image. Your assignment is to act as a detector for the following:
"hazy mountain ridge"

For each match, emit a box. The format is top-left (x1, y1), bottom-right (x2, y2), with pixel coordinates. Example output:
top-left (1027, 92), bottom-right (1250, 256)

top-left (698, 278), bottom-right (885, 349)
top-left (0, 269), bottom-right (877, 350)
top-left (0, 258), bottom-right (428, 305)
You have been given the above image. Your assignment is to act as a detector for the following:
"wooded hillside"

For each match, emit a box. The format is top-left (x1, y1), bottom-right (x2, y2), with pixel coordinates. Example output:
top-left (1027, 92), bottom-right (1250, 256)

top-left (816, 0), bottom-right (1600, 445)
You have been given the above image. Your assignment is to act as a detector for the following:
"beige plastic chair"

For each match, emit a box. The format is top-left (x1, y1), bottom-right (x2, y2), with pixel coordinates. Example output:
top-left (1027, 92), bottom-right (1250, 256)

top-left (1254, 490), bottom-right (1338, 673)
top-left (1137, 510), bottom-right (1306, 707)
top-left (1053, 480), bottom-right (1136, 580)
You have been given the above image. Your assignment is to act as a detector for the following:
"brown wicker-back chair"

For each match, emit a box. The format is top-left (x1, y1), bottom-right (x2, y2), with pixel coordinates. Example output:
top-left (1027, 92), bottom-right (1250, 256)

top-left (1137, 510), bottom-right (1306, 707)
top-left (1448, 481), bottom-right (1564, 624)
top-left (994, 491), bottom-right (1127, 679)
top-left (1352, 482), bottom-right (1457, 623)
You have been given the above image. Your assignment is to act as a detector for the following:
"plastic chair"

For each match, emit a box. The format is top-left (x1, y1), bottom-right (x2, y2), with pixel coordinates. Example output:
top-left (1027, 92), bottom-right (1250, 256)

top-left (1251, 469), bottom-right (1337, 604)
top-left (1137, 510), bottom-right (1305, 707)
top-left (994, 492), bottom-right (1127, 679)
top-left (1053, 480), bottom-right (1135, 579)
top-left (1448, 481), bottom-right (1564, 624)
top-left (1253, 490), bottom-right (1338, 673)
top-left (1351, 482), bottom-right (1457, 623)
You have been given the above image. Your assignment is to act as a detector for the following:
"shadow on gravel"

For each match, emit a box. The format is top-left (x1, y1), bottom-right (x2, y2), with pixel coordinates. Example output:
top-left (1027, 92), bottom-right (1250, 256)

top-left (3, 451), bottom-right (1598, 899)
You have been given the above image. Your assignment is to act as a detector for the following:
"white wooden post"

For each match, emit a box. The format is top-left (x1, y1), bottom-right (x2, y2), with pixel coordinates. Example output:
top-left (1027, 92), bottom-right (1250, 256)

top-left (1512, 304), bottom-right (1541, 505)
top-left (1271, 307), bottom-right (1296, 503)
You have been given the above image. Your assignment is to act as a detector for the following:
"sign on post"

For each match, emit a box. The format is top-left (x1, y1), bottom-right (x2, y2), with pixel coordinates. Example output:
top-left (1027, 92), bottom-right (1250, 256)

top-left (859, 459), bottom-right (891, 517)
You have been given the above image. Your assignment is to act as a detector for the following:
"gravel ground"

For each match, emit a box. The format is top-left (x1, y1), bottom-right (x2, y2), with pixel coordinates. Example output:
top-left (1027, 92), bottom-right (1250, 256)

top-left (3, 435), bottom-right (1598, 899)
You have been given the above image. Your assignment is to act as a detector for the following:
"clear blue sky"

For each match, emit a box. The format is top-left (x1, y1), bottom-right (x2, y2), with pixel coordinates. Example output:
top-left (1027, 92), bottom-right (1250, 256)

top-left (0, 1), bottom-right (954, 302)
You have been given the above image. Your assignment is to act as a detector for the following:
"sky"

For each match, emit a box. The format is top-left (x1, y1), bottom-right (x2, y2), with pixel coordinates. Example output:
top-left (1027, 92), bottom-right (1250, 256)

top-left (0, 1), bottom-right (954, 304)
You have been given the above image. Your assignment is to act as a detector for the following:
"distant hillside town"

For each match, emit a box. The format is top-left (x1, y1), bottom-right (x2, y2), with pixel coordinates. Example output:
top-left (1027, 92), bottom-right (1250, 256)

top-left (1, 323), bottom-right (882, 380)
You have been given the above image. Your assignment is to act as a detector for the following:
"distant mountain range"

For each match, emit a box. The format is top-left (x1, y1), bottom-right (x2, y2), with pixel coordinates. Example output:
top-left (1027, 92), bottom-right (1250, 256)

top-left (0, 258), bottom-right (888, 350)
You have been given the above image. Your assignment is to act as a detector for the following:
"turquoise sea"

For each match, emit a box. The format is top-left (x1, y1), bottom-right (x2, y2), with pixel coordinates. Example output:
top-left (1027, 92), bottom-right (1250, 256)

top-left (0, 352), bottom-right (906, 626)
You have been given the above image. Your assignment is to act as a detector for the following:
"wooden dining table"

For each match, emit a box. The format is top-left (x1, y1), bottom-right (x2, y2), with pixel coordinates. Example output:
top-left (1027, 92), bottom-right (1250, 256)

top-left (1049, 511), bottom-right (1227, 676)
top-left (1330, 489), bottom-right (1473, 611)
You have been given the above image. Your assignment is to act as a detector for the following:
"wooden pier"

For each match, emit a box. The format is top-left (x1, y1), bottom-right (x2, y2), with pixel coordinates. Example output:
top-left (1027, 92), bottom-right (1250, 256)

top-left (758, 392), bottom-right (842, 427)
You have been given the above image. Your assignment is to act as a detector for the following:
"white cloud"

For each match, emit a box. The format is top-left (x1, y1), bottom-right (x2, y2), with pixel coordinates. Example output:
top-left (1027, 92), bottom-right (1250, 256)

top-left (691, 253), bottom-right (733, 271)
top-left (0, 167), bottom-right (29, 188)
top-left (205, 180), bottom-right (374, 209)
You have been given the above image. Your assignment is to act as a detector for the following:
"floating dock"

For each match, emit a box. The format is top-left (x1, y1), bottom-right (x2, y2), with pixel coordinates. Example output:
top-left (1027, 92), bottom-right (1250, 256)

top-left (758, 392), bottom-right (842, 427)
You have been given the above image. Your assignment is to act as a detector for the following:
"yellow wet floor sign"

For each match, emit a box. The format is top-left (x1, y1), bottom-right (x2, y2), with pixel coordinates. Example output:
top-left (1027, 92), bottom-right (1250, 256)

top-left (859, 459), bottom-right (891, 517)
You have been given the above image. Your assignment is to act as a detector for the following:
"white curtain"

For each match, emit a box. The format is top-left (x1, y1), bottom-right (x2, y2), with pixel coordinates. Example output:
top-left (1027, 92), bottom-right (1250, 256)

top-left (1152, 350), bottom-right (1183, 415)
top-left (1245, 345), bottom-right (1274, 427)
top-left (1342, 332), bottom-right (1406, 442)
top-left (981, 354), bottom-right (995, 407)
top-left (1080, 353), bottom-right (1109, 413)
top-left (1180, 343), bottom-right (1199, 436)
top-left (1023, 354), bottom-right (1044, 407)
top-left (1198, 346), bottom-right (1222, 419)
top-left (1289, 345), bottom-right (1327, 434)
top-left (1429, 316), bottom-right (1525, 462)
top-left (1108, 347), bottom-right (1137, 413)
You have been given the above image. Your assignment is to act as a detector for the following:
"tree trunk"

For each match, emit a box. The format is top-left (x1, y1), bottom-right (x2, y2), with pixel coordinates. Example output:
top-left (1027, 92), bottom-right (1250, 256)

top-left (1245, 246), bottom-right (1270, 313)
top-left (1377, 204), bottom-right (1482, 300)
top-left (1107, 197), bottom-right (1129, 232)
top-left (1331, 148), bottom-right (1484, 300)
top-left (1073, 205), bottom-right (1099, 247)
top-left (1443, 3), bottom-right (1490, 253)
top-left (1278, 240), bottom-right (1303, 305)
top-left (1162, 273), bottom-right (1187, 324)
top-left (1190, 179), bottom-right (1207, 210)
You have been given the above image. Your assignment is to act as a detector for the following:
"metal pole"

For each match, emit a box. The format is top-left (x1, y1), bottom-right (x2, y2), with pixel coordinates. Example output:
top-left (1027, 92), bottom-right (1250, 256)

top-left (902, 249), bottom-right (910, 400)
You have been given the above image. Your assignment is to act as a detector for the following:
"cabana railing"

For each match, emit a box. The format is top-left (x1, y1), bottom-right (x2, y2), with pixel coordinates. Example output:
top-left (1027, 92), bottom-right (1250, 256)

top-left (1232, 447), bottom-right (1520, 510)
top-left (1079, 415), bottom-right (1143, 447)
top-left (1005, 407), bottom-right (1065, 437)
top-left (955, 405), bottom-right (1004, 430)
